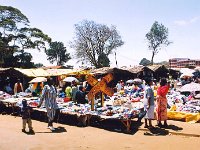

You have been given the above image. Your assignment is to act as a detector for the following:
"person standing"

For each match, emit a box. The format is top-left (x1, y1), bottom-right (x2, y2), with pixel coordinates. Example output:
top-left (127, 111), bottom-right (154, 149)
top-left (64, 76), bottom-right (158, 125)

top-left (37, 78), bottom-right (58, 131)
top-left (71, 81), bottom-right (78, 102)
top-left (4, 80), bottom-right (13, 94)
top-left (65, 82), bottom-right (72, 101)
top-left (14, 78), bottom-right (24, 94)
top-left (21, 99), bottom-right (34, 133)
top-left (156, 78), bottom-right (170, 127)
top-left (143, 78), bottom-right (155, 128)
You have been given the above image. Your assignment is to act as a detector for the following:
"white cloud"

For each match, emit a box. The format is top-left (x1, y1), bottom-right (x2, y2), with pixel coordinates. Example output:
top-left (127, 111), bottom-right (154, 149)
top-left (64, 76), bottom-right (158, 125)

top-left (174, 16), bottom-right (200, 26)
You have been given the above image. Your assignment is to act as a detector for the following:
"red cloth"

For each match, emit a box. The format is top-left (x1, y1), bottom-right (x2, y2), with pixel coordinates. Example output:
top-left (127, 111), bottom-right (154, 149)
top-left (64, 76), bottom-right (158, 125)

top-left (157, 85), bottom-right (169, 97)
top-left (156, 85), bottom-right (169, 121)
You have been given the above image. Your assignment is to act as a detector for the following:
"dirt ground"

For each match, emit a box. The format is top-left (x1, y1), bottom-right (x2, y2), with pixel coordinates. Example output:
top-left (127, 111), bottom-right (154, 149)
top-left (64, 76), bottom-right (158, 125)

top-left (0, 115), bottom-right (199, 150)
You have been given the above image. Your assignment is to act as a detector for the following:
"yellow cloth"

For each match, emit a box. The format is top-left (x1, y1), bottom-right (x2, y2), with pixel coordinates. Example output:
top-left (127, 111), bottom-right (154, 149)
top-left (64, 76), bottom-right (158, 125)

top-left (167, 111), bottom-right (200, 123)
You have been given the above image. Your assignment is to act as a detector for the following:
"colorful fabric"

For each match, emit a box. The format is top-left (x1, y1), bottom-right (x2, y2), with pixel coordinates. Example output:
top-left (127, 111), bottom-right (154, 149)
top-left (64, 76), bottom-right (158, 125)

top-left (156, 85), bottom-right (169, 121)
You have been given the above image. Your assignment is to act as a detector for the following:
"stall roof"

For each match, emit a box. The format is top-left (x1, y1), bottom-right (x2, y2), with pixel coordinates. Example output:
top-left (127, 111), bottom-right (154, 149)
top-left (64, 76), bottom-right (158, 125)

top-left (128, 66), bottom-right (153, 74)
top-left (90, 67), bottom-right (134, 75)
top-left (147, 65), bottom-right (168, 72)
top-left (0, 68), bottom-right (11, 72)
top-left (14, 68), bottom-right (49, 77)
top-left (46, 69), bottom-right (74, 76)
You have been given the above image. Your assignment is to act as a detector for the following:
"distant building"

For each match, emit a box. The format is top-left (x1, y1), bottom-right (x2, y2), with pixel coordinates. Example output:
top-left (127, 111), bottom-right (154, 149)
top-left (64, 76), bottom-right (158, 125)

top-left (169, 58), bottom-right (200, 68)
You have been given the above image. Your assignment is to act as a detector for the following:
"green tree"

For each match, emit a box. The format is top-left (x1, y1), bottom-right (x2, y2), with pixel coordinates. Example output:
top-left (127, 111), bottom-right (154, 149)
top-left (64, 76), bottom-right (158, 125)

top-left (71, 20), bottom-right (124, 68)
top-left (98, 52), bottom-right (110, 67)
top-left (34, 63), bottom-right (44, 68)
top-left (139, 58), bottom-right (151, 66)
top-left (45, 41), bottom-right (71, 66)
top-left (0, 5), bottom-right (51, 67)
top-left (14, 50), bottom-right (35, 68)
top-left (146, 21), bottom-right (171, 65)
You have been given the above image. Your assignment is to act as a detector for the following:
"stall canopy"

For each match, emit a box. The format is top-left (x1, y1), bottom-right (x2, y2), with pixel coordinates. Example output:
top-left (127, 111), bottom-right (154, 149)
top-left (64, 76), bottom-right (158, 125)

top-left (179, 82), bottom-right (200, 92)
top-left (0, 68), bottom-right (90, 78)
top-left (148, 65), bottom-right (169, 79)
top-left (127, 66), bottom-right (153, 79)
top-left (14, 68), bottom-right (49, 77)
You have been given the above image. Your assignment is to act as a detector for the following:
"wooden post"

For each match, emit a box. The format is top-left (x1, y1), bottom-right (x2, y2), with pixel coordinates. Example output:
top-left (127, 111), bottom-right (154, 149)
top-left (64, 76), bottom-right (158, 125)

top-left (101, 92), bottom-right (104, 107)
top-left (91, 97), bottom-right (94, 111)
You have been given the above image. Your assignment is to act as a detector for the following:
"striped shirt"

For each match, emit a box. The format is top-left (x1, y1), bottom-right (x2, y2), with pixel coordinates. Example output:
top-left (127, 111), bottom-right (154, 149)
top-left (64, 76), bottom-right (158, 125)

top-left (39, 85), bottom-right (58, 121)
top-left (39, 85), bottom-right (58, 109)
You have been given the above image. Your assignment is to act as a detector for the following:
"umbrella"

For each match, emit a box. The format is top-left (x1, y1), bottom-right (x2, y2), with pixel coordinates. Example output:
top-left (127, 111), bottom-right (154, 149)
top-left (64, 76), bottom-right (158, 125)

top-left (133, 78), bottom-right (142, 84)
top-left (63, 76), bottom-right (79, 83)
top-left (126, 79), bottom-right (134, 84)
top-left (179, 82), bottom-right (200, 92)
top-left (180, 72), bottom-right (194, 78)
top-left (194, 93), bottom-right (200, 99)
top-left (29, 77), bottom-right (47, 83)
top-left (180, 68), bottom-right (194, 78)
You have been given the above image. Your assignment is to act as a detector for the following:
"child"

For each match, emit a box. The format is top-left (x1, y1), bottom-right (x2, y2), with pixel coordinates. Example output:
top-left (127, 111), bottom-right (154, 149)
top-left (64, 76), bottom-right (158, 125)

top-left (21, 99), bottom-right (34, 133)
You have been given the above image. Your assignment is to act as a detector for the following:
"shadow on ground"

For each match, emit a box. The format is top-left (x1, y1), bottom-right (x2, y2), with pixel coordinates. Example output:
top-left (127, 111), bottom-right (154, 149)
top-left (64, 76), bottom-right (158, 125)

top-left (144, 127), bottom-right (169, 136)
top-left (93, 119), bottom-right (143, 135)
top-left (165, 124), bottom-right (183, 131)
top-left (32, 126), bottom-right (67, 134)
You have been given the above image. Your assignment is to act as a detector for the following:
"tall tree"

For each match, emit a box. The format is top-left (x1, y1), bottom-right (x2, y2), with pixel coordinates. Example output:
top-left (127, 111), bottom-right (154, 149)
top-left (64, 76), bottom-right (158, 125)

top-left (146, 21), bottom-right (171, 65)
top-left (71, 20), bottom-right (124, 68)
top-left (0, 5), bottom-right (51, 67)
top-left (45, 41), bottom-right (71, 66)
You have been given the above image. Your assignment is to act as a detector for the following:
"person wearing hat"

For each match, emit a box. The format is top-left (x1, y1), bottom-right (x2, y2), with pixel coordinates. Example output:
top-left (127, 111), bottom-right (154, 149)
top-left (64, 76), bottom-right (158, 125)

top-left (21, 99), bottom-right (34, 133)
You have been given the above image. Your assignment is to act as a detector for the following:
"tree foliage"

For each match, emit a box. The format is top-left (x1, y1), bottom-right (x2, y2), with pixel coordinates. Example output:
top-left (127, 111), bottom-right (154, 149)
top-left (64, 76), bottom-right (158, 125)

top-left (71, 20), bottom-right (124, 68)
top-left (146, 21), bottom-right (171, 65)
top-left (0, 5), bottom-right (51, 67)
top-left (98, 52), bottom-right (110, 67)
top-left (34, 63), bottom-right (44, 68)
top-left (139, 58), bottom-right (151, 66)
top-left (45, 41), bottom-right (71, 66)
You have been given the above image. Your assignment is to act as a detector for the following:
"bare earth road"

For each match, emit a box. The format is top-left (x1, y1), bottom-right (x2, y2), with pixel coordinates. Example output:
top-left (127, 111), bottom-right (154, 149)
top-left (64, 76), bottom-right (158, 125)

top-left (0, 115), bottom-right (199, 150)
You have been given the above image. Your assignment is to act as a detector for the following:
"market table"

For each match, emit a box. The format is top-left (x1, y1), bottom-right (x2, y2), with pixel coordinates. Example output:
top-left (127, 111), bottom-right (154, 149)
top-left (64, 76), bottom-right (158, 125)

top-left (0, 98), bottom-right (20, 114)
top-left (99, 115), bottom-right (135, 133)
top-left (0, 97), bottom-right (38, 115)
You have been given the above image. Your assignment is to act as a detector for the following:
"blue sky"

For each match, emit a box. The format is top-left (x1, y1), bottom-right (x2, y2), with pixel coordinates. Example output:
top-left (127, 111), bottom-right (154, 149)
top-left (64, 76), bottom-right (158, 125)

top-left (2, 0), bottom-right (200, 67)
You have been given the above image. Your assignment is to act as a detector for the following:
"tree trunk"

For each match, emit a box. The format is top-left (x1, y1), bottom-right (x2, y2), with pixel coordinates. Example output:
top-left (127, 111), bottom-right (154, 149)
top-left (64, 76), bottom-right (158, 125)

top-left (151, 51), bottom-right (155, 65)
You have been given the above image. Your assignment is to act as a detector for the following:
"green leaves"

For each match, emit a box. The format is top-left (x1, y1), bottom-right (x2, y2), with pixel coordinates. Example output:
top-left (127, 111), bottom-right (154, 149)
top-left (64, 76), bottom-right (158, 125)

top-left (0, 5), bottom-right (51, 67)
top-left (146, 21), bottom-right (171, 65)
top-left (45, 41), bottom-right (71, 66)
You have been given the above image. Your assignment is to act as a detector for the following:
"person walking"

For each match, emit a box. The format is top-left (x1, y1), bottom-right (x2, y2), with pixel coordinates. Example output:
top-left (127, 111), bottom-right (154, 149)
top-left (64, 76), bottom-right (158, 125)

top-left (37, 78), bottom-right (58, 131)
top-left (156, 78), bottom-right (170, 127)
